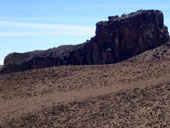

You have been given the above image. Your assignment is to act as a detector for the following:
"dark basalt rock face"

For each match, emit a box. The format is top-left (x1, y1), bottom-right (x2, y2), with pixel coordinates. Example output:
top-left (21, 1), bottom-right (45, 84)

top-left (0, 10), bottom-right (169, 74)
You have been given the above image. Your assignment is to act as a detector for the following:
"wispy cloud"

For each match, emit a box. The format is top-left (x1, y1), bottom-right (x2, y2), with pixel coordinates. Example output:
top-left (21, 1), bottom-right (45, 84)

top-left (0, 60), bottom-right (3, 65)
top-left (0, 21), bottom-right (95, 31)
top-left (73, 3), bottom-right (170, 9)
top-left (0, 17), bottom-right (98, 23)
top-left (60, 4), bottom-right (170, 10)
top-left (0, 21), bottom-right (95, 36)
top-left (0, 31), bottom-right (94, 36)
top-left (94, 4), bottom-right (170, 8)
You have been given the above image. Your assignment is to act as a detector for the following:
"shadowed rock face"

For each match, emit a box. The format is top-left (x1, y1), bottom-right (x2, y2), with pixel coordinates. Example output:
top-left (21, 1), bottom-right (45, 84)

top-left (0, 10), bottom-right (169, 74)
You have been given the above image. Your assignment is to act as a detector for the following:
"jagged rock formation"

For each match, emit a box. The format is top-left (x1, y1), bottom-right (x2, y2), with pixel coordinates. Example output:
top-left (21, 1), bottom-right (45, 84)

top-left (0, 10), bottom-right (169, 74)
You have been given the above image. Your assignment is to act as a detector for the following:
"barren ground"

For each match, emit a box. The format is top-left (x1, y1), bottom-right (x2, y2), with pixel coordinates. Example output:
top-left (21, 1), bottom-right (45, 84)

top-left (0, 57), bottom-right (170, 127)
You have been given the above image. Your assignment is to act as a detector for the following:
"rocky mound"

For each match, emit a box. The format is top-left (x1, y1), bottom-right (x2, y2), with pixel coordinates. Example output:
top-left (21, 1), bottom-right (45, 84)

top-left (128, 41), bottom-right (170, 62)
top-left (0, 10), bottom-right (169, 74)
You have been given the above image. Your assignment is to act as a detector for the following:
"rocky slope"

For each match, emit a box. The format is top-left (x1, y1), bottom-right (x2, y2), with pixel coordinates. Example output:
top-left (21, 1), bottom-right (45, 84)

top-left (0, 9), bottom-right (169, 74)
top-left (0, 53), bottom-right (170, 127)
top-left (128, 41), bottom-right (170, 62)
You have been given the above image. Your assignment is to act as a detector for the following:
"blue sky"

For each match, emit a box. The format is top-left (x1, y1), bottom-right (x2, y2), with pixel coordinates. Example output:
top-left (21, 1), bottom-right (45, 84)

top-left (0, 0), bottom-right (170, 65)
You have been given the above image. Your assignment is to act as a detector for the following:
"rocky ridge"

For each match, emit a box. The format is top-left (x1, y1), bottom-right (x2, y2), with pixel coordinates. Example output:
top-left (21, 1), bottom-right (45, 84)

top-left (128, 41), bottom-right (170, 62)
top-left (0, 10), bottom-right (169, 74)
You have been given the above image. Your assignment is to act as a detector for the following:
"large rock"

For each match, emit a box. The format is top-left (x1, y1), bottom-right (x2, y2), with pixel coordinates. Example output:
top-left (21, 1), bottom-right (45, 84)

top-left (0, 10), bottom-right (169, 74)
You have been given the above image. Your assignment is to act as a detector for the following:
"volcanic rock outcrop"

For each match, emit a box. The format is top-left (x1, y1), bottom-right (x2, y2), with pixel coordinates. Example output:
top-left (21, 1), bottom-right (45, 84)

top-left (0, 10), bottom-right (169, 74)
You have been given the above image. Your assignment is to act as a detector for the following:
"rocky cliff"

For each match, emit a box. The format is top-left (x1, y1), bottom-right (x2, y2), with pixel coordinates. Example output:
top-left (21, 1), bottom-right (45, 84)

top-left (0, 10), bottom-right (169, 74)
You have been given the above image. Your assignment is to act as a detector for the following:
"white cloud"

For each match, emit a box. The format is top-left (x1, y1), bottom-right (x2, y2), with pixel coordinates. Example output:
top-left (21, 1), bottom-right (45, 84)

top-left (0, 21), bottom-right (95, 36)
top-left (0, 17), bottom-right (97, 22)
top-left (0, 31), bottom-right (94, 36)
top-left (82, 4), bottom-right (170, 8)
top-left (0, 21), bottom-right (95, 31)
top-left (0, 60), bottom-right (3, 65)
top-left (59, 4), bottom-right (170, 10)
